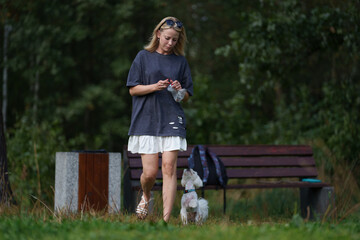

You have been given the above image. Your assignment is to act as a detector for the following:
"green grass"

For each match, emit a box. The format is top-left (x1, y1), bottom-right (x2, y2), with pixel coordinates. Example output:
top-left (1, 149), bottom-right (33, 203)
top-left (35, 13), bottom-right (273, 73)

top-left (0, 213), bottom-right (359, 240)
top-left (1, 187), bottom-right (359, 240)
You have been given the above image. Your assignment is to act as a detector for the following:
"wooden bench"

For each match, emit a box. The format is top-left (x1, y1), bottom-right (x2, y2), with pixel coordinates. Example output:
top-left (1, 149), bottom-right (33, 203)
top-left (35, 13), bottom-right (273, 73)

top-left (123, 145), bottom-right (335, 219)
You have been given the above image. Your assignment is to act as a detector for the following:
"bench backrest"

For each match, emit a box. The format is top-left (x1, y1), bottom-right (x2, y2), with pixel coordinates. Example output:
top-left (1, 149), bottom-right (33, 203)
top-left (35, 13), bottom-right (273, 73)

top-left (124, 145), bottom-right (318, 182)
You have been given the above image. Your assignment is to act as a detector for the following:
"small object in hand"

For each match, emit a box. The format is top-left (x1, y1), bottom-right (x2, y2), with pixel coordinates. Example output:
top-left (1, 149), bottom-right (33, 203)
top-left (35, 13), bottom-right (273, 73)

top-left (167, 79), bottom-right (186, 102)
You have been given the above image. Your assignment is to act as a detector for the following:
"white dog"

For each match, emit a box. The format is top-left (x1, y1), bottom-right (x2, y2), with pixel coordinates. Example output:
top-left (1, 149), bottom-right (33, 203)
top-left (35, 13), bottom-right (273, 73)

top-left (180, 168), bottom-right (209, 225)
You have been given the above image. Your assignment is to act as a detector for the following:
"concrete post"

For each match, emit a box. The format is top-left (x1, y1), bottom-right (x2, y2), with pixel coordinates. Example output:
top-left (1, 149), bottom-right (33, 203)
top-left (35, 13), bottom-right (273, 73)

top-left (54, 152), bottom-right (121, 213)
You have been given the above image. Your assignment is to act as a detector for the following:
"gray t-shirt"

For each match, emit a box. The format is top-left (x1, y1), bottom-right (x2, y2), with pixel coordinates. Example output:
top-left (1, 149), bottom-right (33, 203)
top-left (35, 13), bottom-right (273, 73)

top-left (127, 50), bottom-right (193, 138)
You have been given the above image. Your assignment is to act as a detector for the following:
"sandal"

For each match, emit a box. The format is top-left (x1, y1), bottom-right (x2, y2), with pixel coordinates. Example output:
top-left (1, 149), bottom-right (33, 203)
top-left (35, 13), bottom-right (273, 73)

top-left (136, 195), bottom-right (151, 220)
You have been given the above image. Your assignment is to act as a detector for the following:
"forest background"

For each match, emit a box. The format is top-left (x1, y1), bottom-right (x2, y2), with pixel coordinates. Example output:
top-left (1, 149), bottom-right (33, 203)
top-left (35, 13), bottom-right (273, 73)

top-left (0, 0), bottom-right (359, 217)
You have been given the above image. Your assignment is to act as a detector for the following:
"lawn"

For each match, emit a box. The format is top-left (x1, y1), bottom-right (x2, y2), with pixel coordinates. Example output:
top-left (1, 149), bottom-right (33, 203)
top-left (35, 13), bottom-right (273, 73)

top-left (0, 213), bottom-right (359, 240)
top-left (1, 188), bottom-right (359, 240)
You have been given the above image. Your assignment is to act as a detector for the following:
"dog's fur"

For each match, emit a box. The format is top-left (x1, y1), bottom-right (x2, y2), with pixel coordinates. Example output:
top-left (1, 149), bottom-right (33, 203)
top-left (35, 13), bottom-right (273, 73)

top-left (180, 169), bottom-right (209, 225)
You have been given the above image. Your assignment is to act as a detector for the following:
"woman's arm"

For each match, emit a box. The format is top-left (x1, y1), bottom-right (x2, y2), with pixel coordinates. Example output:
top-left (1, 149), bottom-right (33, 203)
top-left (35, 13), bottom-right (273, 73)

top-left (182, 91), bottom-right (190, 102)
top-left (129, 80), bottom-right (170, 96)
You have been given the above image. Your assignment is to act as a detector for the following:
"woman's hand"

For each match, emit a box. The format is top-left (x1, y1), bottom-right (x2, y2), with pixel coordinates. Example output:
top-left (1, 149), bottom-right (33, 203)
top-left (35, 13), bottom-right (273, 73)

top-left (169, 80), bottom-right (182, 91)
top-left (155, 79), bottom-right (171, 91)
top-left (168, 79), bottom-right (190, 102)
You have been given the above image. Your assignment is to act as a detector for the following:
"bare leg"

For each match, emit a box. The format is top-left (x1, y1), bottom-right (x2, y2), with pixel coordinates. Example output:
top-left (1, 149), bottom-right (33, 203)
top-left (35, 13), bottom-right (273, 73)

top-left (136, 154), bottom-right (158, 219)
top-left (140, 154), bottom-right (159, 202)
top-left (161, 150), bottom-right (178, 222)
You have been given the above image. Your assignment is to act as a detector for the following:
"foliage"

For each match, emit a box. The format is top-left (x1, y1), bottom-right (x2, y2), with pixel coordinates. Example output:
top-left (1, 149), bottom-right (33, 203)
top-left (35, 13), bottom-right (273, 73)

top-left (2, 0), bottom-right (163, 205)
top-left (3, 0), bottom-right (161, 150)
top-left (189, 1), bottom-right (360, 184)
top-left (186, 0), bottom-right (360, 216)
top-left (1, 0), bottom-right (359, 211)
top-left (6, 111), bottom-right (68, 205)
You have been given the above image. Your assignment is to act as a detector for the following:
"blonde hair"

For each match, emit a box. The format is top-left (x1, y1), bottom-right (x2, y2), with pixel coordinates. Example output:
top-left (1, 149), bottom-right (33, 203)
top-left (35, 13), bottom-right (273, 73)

top-left (144, 16), bottom-right (187, 56)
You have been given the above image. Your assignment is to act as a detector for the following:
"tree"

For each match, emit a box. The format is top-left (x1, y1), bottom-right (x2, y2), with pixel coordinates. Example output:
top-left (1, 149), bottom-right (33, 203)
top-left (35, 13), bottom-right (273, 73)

top-left (1, 0), bottom-right (359, 208)
top-left (0, 110), bottom-right (14, 206)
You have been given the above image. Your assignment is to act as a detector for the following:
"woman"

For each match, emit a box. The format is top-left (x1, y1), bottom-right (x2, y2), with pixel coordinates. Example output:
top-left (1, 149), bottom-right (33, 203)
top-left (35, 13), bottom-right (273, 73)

top-left (126, 16), bottom-right (193, 222)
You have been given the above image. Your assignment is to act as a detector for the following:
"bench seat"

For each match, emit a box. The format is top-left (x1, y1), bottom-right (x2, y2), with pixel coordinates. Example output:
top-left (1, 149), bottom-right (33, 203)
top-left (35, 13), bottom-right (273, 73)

top-left (123, 145), bottom-right (334, 219)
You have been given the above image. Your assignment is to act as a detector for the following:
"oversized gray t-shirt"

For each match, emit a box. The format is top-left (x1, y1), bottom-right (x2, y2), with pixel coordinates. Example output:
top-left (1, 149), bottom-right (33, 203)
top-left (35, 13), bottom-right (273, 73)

top-left (127, 50), bottom-right (193, 138)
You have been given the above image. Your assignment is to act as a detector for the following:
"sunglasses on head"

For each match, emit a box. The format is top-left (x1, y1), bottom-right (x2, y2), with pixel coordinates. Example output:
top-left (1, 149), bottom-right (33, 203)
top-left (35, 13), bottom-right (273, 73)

top-left (159, 19), bottom-right (183, 30)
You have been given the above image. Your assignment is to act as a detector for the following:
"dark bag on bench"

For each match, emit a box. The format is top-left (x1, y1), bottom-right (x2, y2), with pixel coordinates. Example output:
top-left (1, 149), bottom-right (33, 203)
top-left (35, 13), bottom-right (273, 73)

top-left (188, 145), bottom-right (228, 188)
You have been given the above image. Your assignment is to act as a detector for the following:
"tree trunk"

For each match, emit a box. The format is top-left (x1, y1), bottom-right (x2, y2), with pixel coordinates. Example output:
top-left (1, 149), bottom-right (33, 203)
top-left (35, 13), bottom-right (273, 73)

top-left (32, 55), bottom-right (40, 125)
top-left (2, 24), bottom-right (12, 133)
top-left (1, 23), bottom-right (15, 206)
top-left (0, 110), bottom-right (15, 205)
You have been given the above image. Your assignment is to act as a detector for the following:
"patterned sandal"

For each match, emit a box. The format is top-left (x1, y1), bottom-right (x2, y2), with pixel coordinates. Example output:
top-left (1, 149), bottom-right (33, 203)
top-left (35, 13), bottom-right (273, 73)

top-left (136, 195), bottom-right (151, 220)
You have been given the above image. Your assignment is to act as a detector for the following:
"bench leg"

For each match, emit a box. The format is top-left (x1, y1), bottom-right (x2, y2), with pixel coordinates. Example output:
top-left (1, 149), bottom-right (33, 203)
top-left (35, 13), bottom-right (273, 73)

top-left (123, 184), bottom-right (137, 213)
top-left (223, 188), bottom-right (226, 214)
top-left (123, 161), bottom-right (138, 213)
top-left (300, 187), bottom-right (335, 220)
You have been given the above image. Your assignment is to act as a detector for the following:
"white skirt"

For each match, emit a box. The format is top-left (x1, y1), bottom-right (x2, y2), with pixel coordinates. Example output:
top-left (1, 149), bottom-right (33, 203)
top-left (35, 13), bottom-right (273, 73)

top-left (128, 135), bottom-right (187, 154)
